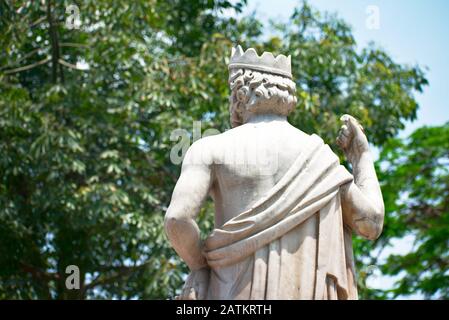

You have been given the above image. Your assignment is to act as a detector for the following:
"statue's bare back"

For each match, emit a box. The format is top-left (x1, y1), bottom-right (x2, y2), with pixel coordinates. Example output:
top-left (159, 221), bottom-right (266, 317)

top-left (194, 116), bottom-right (308, 225)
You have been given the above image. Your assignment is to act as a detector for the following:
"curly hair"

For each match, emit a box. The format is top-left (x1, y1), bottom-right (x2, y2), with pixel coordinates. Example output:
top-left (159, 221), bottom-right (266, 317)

top-left (228, 68), bottom-right (297, 128)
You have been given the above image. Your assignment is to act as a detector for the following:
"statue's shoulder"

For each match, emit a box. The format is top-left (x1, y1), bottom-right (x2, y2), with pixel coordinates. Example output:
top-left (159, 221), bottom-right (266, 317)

top-left (183, 132), bottom-right (227, 167)
top-left (285, 124), bottom-right (323, 147)
top-left (306, 132), bottom-right (342, 162)
top-left (286, 128), bottom-right (340, 160)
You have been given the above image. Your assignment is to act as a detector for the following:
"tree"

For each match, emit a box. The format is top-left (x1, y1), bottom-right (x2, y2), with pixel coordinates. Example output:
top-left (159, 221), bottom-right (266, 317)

top-left (357, 123), bottom-right (449, 299)
top-left (0, 0), bottom-right (429, 299)
top-left (0, 0), bottom-right (251, 299)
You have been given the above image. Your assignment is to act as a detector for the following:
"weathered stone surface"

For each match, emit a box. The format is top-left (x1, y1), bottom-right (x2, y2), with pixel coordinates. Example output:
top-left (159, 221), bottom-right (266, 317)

top-left (165, 46), bottom-right (384, 300)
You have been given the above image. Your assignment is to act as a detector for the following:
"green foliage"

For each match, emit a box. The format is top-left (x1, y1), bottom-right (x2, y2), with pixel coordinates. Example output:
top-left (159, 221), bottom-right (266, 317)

top-left (357, 123), bottom-right (449, 299)
top-left (0, 0), bottom-right (248, 299)
top-left (0, 0), bottom-right (432, 299)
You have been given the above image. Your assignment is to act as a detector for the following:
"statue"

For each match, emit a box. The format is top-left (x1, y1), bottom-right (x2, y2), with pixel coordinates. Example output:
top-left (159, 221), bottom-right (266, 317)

top-left (164, 45), bottom-right (384, 300)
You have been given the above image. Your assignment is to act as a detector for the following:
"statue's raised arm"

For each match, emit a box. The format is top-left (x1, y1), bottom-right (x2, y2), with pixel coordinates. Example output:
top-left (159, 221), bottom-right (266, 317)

top-left (337, 114), bottom-right (385, 240)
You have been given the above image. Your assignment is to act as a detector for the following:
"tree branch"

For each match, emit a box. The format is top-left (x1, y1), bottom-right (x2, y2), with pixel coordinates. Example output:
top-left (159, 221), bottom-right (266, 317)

top-left (20, 262), bottom-right (61, 282)
top-left (46, 0), bottom-right (63, 83)
top-left (58, 58), bottom-right (86, 71)
top-left (30, 16), bottom-right (46, 28)
top-left (4, 57), bottom-right (51, 74)
top-left (83, 261), bottom-right (153, 292)
top-left (60, 42), bottom-right (89, 49)
top-left (1, 47), bottom-right (42, 71)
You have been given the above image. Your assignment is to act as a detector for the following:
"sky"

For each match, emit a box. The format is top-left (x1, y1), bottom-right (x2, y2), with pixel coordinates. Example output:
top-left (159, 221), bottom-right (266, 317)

top-left (240, 0), bottom-right (449, 137)
top-left (238, 0), bottom-right (449, 298)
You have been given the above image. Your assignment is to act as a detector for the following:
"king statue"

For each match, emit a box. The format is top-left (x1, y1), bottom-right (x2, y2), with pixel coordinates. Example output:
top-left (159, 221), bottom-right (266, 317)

top-left (164, 45), bottom-right (385, 300)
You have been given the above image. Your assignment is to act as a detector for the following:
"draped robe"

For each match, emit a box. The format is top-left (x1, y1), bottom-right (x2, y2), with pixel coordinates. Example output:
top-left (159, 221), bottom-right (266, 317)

top-left (203, 134), bottom-right (356, 300)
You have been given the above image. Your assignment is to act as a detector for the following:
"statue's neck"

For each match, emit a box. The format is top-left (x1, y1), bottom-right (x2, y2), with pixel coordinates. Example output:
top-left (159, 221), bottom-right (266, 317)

top-left (245, 113), bottom-right (288, 125)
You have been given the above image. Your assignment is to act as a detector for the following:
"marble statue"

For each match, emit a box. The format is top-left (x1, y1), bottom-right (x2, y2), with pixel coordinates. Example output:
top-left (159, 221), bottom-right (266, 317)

top-left (164, 45), bottom-right (384, 300)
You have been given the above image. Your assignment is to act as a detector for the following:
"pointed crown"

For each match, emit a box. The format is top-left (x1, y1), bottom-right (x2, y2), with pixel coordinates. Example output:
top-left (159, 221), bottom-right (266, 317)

top-left (228, 45), bottom-right (292, 79)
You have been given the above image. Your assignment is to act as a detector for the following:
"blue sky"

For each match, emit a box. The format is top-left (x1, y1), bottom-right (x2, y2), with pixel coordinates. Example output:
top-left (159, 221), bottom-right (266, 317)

top-left (242, 0), bottom-right (449, 137)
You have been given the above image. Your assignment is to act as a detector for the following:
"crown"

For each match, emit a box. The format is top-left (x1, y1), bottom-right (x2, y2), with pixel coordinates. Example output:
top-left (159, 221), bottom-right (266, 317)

top-left (228, 45), bottom-right (292, 78)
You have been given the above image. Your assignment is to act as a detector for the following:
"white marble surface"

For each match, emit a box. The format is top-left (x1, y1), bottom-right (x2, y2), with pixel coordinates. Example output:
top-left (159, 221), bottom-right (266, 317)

top-left (165, 47), bottom-right (384, 300)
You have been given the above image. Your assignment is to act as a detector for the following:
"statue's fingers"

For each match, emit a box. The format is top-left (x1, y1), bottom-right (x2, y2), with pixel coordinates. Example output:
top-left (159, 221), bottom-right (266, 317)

top-left (336, 135), bottom-right (343, 146)
top-left (336, 135), bottom-right (348, 149)
top-left (350, 118), bottom-right (365, 135)
top-left (339, 124), bottom-right (351, 138)
top-left (340, 114), bottom-right (352, 124)
top-left (358, 123), bottom-right (365, 133)
top-left (344, 115), bottom-right (365, 136)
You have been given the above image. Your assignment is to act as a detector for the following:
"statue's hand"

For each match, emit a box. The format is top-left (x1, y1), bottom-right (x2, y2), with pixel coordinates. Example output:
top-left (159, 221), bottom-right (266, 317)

top-left (177, 267), bottom-right (210, 300)
top-left (336, 114), bottom-right (370, 165)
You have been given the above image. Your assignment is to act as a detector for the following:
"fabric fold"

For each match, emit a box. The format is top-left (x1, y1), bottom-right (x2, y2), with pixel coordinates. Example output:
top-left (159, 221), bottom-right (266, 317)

top-left (204, 134), bottom-right (352, 268)
top-left (204, 134), bottom-right (357, 300)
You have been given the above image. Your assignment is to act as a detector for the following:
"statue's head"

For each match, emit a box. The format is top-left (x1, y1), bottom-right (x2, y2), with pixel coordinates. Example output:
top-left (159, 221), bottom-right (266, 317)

top-left (228, 45), bottom-right (297, 128)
